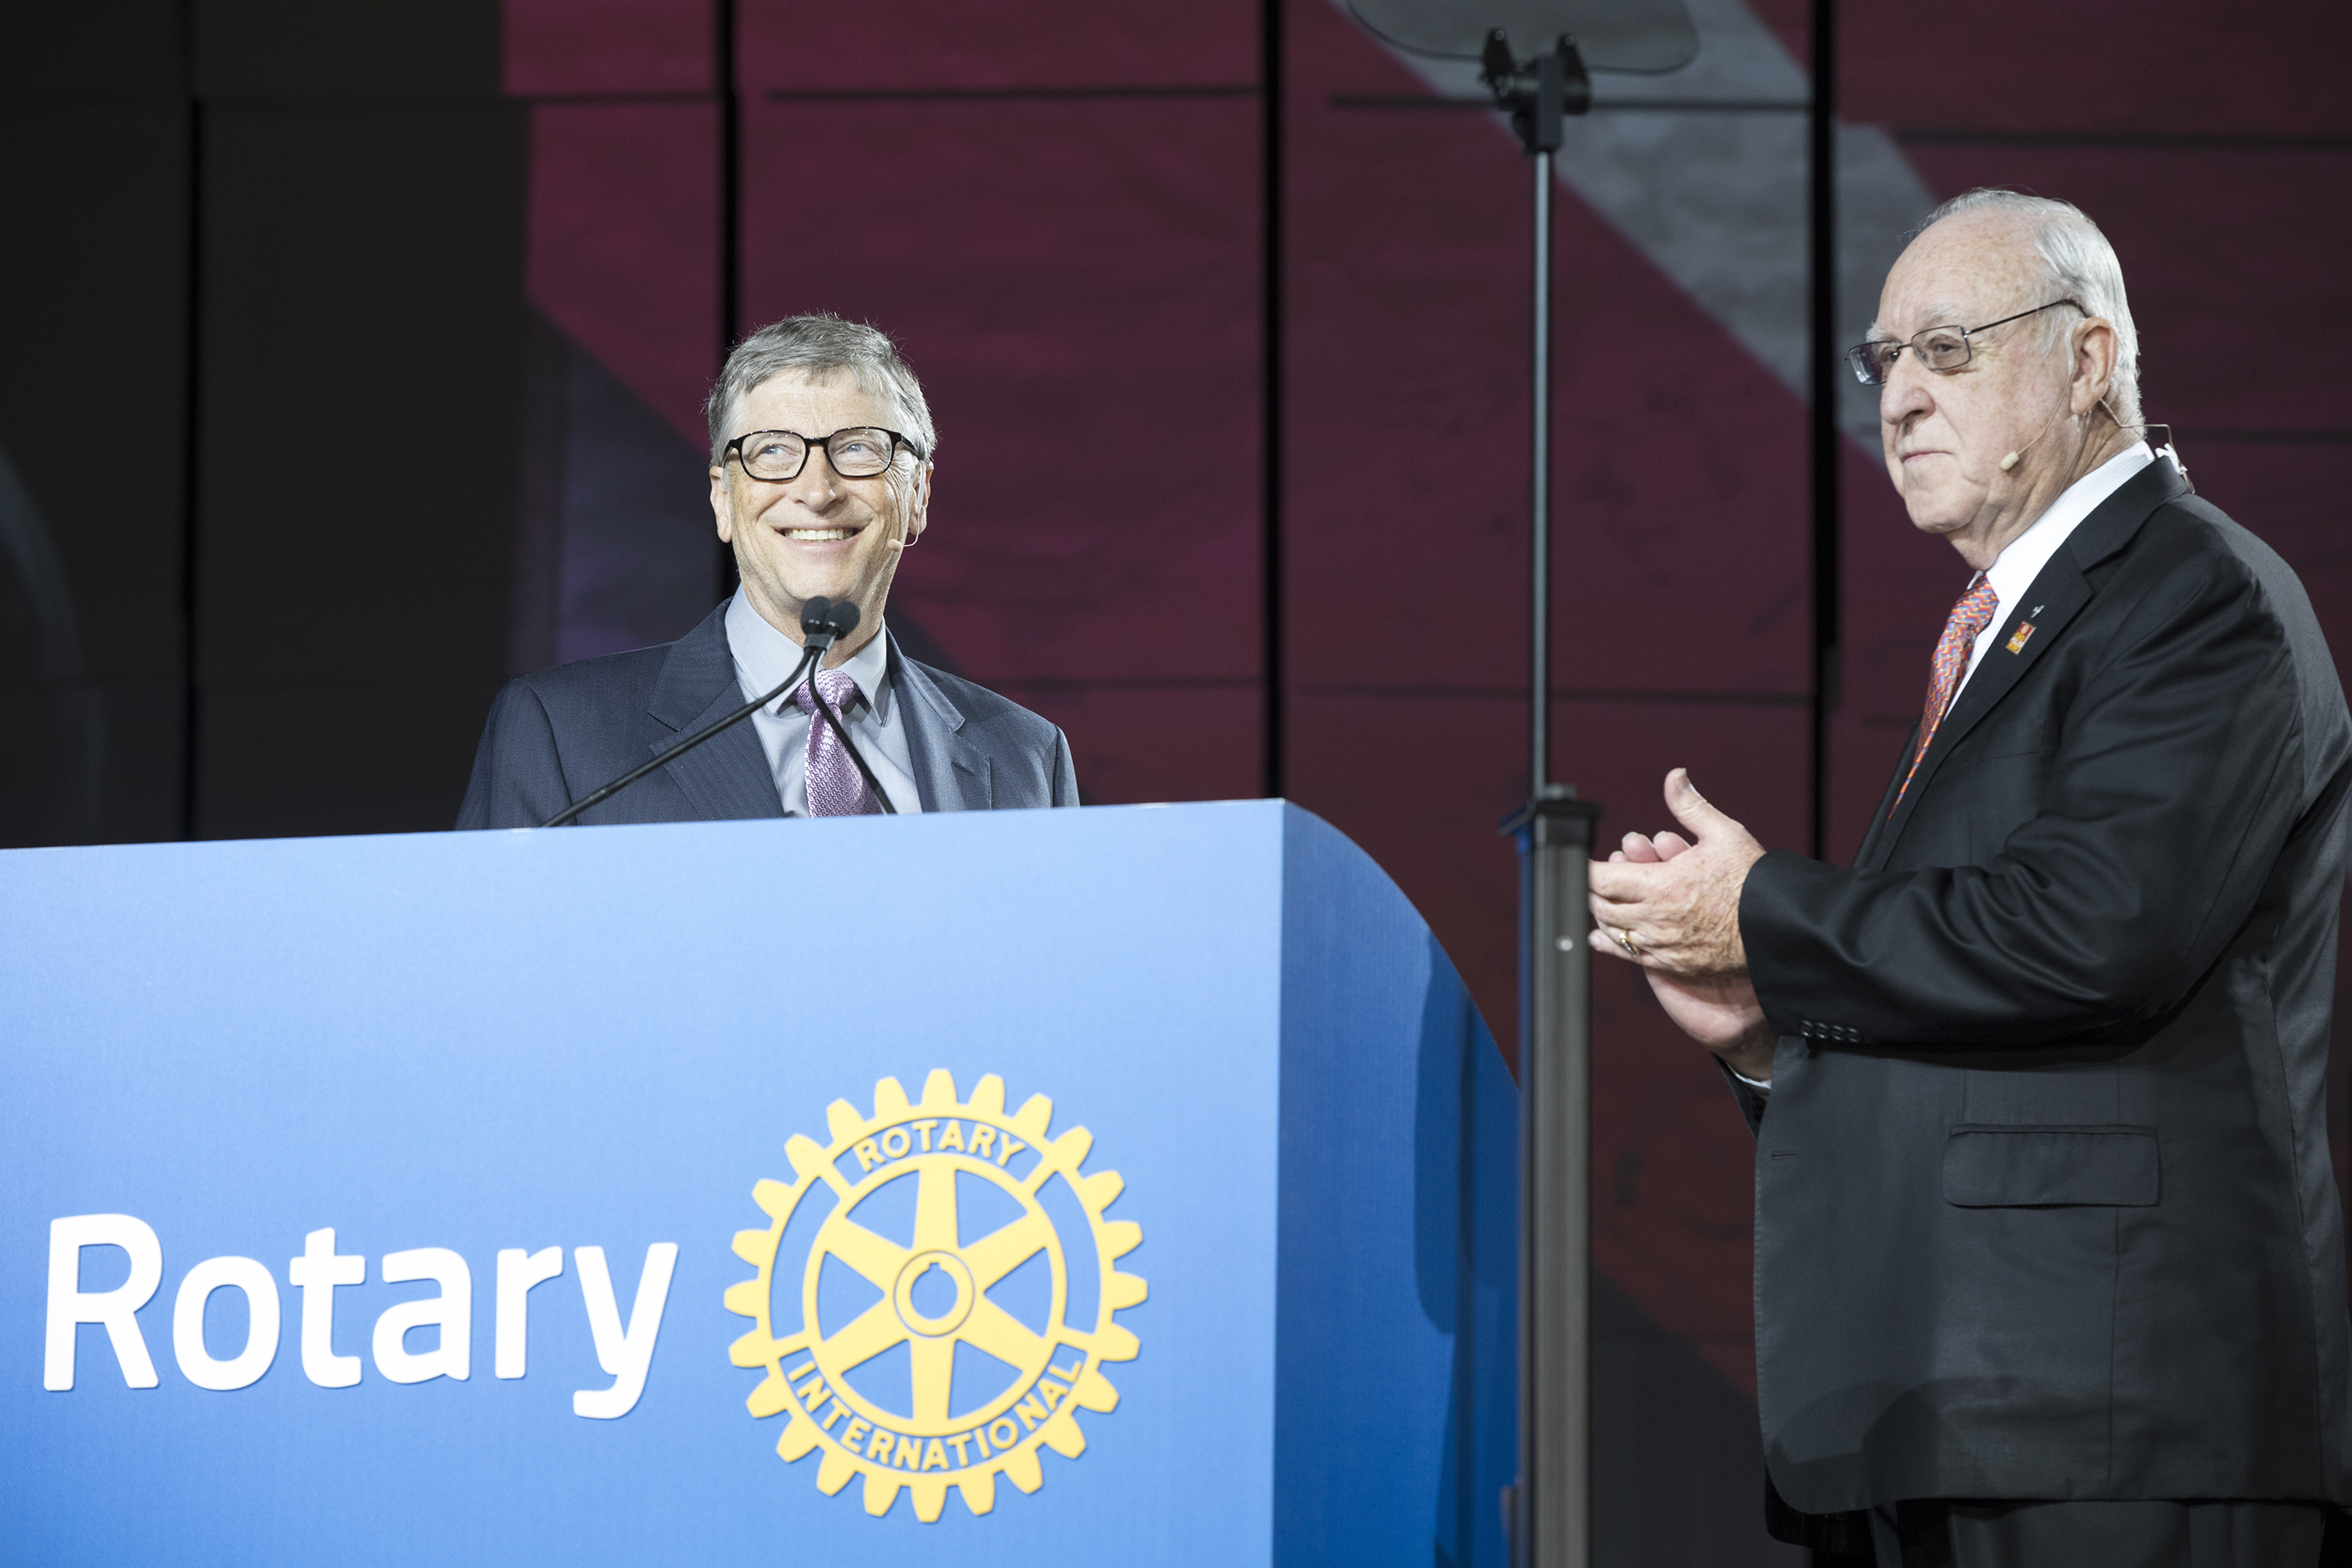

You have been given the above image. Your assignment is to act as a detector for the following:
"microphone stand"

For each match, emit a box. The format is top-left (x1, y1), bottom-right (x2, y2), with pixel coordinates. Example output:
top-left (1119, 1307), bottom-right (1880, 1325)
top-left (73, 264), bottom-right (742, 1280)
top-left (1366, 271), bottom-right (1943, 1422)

top-left (1488, 29), bottom-right (1606, 1568)
top-left (539, 597), bottom-right (848, 828)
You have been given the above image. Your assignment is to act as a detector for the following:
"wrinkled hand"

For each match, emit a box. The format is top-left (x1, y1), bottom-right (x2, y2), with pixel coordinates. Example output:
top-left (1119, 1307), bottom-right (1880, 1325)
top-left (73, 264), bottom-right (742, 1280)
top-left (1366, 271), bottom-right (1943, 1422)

top-left (1590, 770), bottom-right (1776, 1081)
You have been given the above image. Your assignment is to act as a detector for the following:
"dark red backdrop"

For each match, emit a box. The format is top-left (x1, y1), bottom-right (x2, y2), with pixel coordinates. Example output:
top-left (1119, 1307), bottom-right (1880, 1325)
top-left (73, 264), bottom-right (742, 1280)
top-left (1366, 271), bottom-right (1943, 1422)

top-left (1, 1), bottom-right (2344, 1560)
top-left (507, 0), bottom-right (2352, 1409)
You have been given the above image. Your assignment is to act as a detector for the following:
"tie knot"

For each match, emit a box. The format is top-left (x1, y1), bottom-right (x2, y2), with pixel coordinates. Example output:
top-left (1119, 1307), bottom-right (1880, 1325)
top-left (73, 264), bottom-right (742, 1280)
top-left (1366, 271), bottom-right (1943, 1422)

top-left (1952, 575), bottom-right (2000, 635)
top-left (795, 667), bottom-right (863, 716)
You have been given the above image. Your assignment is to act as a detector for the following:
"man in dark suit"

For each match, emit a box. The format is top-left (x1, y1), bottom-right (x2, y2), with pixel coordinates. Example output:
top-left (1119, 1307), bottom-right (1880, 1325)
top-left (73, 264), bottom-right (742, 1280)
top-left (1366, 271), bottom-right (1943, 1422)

top-left (1588, 189), bottom-right (2352, 1565)
top-left (459, 314), bottom-right (1077, 828)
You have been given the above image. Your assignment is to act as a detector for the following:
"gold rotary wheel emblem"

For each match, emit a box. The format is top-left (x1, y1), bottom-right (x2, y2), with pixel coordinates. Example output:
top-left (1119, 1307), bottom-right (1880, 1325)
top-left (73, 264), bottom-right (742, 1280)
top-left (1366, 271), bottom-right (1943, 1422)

top-left (726, 1070), bottom-right (1145, 1521)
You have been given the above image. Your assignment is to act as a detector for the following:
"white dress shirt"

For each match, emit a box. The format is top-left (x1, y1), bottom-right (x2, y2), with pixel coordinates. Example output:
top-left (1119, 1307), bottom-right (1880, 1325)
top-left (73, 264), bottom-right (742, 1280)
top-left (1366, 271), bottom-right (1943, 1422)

top-left (1953, 441), bottom-right (2154, 702)
top-left (723, 587), bottom-right (924, 816)
top-left (1734, 441), bottom-right (2159, 1096)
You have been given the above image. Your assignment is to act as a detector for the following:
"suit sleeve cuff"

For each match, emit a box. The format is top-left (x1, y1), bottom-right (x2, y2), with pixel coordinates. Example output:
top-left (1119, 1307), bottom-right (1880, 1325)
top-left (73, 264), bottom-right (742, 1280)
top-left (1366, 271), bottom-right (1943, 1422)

top-left (1714, 1056), bottom-right (1769, 1137)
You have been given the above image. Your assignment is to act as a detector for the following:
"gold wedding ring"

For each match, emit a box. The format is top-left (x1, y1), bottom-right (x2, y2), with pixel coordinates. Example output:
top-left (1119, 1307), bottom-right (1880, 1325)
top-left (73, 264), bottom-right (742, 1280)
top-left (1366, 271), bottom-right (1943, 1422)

top-left (1614, 927), bottom-right (1641, 957)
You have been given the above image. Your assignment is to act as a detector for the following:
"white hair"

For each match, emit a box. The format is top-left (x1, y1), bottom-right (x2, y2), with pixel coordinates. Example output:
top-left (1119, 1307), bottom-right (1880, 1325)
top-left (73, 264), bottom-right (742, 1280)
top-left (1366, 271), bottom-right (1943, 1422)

top-left (704, 312), bottom-right (937, 466)
top-left (1915, 188), bottom-right (2143, 429)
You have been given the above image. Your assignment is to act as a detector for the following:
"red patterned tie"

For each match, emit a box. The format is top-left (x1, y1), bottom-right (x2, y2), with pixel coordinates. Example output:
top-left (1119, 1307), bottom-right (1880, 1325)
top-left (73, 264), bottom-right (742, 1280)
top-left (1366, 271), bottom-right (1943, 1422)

top-left (1892, 574), bottom-right (2000, 814)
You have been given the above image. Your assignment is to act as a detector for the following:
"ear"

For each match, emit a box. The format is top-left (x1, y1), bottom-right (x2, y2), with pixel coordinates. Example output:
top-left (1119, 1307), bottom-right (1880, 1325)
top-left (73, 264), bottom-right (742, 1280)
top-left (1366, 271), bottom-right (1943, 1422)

top-left (2068, 317), bottom-right (2119, 417)
top-left (709, 465), bottom-right (733, 543)
top-left (904, 461), bottom-right (932, 543)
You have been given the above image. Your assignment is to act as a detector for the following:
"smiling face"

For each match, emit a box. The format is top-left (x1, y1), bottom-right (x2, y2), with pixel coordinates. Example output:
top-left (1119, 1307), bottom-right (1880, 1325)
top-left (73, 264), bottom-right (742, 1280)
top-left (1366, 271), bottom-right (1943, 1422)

top-left (1874, 210), bottom-right (2110, 566)
top-left (709, 369), bottom-right (931, 657)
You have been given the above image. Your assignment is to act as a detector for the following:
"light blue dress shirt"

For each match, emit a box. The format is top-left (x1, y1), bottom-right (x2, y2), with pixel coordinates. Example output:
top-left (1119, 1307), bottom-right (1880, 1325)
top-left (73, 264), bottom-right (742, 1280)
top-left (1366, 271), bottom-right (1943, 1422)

top-left (722, 586), bottom-right (924, 815)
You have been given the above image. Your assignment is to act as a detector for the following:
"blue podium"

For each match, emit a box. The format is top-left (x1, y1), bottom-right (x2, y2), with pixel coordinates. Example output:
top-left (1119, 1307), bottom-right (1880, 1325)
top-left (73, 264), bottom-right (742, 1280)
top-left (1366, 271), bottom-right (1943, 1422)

top-left (2, 801), bottom-right (1516, 1565)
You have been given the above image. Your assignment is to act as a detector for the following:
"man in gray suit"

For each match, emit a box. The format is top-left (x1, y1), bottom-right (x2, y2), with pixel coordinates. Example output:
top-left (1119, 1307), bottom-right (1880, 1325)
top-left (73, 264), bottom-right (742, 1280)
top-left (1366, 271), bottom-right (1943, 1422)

top-left (1588, 191), bottom-right (2352, 1564)
top-left (459, 314), bottom-right (1078, 828)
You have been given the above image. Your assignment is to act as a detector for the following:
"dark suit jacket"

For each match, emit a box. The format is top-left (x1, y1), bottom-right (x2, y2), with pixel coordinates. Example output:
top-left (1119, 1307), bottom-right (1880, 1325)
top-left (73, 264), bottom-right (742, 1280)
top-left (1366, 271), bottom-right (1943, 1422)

top-left (1735, 459), bottom-right (2352, 1531)
top-left (455, 602), bottom-right (1079, 828)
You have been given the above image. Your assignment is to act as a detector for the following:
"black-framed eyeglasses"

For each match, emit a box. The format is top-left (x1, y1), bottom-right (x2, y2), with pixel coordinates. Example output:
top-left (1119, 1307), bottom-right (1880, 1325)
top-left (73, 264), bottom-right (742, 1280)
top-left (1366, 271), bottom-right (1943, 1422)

top-left (1846, 299), bottom-right (2086, 386)
top-left (724, 427), bottom-right (927, 482)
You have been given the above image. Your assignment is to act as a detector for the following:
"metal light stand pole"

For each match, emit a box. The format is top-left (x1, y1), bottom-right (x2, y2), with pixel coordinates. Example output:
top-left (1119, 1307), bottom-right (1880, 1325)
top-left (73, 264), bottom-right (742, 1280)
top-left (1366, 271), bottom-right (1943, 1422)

top-left (1488, 31), bottom-right (1602, 1568)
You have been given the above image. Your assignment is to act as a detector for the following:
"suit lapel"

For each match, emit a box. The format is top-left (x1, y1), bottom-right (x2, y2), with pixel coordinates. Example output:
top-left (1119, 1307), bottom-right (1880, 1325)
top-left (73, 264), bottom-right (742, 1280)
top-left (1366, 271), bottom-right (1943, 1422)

top-left (891, 637), bottom-right (991, 811)
top-left (1874, 459), bottom-right (2186, 861)
top-left (645, 603), bottom-right (785, 821)
top-left (1876, 552), bottom-right (2092, 855)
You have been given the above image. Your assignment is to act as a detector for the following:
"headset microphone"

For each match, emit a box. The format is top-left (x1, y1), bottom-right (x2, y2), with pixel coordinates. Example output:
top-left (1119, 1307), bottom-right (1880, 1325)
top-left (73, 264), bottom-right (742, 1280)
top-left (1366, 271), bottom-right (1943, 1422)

top-left (2000, 412), bottom-right (2064, 472)
top-left (2003, 396), bottom-right (2131, 473)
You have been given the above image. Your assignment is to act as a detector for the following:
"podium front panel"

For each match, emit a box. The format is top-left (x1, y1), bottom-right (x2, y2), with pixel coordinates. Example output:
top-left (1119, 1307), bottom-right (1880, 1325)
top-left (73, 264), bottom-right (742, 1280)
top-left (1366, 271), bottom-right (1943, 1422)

top-left (1, 801), bottom-right (1514, 1565)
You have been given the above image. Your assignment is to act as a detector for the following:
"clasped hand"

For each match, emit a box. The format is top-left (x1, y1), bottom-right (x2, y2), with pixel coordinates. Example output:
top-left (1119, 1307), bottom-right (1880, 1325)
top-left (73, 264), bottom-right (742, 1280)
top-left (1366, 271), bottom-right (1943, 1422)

top-left (1588, 768), bottom-right (1777, 1082)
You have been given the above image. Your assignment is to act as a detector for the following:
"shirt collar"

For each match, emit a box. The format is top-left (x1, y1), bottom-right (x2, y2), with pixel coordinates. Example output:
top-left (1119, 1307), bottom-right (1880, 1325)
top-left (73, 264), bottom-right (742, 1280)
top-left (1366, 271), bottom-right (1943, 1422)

top-left (1984, 440), bottom-right (2154, 608)
top-left (723, 586), bottom-right (894, 717)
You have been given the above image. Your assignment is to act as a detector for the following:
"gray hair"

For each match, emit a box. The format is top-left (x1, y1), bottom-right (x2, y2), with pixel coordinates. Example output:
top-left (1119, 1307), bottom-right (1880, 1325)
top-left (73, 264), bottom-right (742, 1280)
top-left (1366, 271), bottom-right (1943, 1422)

top-left (1914, 188), bottom-right (2142, 428)
top-left (704, 313), bottom-right (937, 467)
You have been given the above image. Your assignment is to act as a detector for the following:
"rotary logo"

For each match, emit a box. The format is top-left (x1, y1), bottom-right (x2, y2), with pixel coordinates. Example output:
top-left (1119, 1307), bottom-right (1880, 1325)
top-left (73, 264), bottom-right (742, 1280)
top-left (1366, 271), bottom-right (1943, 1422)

top-left (725, 1071), bottom-right (1145, 1520)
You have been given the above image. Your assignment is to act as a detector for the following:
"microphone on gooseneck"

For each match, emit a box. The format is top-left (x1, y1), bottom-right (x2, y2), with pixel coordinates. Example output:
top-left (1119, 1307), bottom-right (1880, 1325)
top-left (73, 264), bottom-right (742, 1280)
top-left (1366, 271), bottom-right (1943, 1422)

top-left (538, 597), bottom-right (848, 827)
top-left (803, 600), bottom-right (900, 815)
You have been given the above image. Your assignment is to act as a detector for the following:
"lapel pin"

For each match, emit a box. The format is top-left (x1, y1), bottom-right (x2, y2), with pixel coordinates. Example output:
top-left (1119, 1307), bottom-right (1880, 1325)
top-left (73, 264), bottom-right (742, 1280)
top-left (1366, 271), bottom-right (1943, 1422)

top-left (2005, 622), bottom-right (2036, 654)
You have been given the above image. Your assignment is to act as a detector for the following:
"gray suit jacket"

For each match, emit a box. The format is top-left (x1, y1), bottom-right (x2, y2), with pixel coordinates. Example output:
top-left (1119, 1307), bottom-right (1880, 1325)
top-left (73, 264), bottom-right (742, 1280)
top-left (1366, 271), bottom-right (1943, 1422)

top-left (1735, 460), bottom-right (2352, 1536)
top-left (455, 602), bottom-right (1079, 828)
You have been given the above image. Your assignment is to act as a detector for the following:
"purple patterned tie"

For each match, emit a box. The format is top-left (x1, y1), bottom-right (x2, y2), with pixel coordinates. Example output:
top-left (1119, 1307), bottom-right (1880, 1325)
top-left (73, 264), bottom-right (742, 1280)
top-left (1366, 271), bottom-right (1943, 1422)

top-left (1892, 574), bottom-right (2000, 815)
top-left (794, 669), bottom-right (882, 816)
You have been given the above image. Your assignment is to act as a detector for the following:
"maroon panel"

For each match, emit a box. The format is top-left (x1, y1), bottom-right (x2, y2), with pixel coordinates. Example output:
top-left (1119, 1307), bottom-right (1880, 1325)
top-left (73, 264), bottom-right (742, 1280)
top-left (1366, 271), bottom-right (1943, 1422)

top-left (1844, 1), bottom-right (2352, 137)
top-left (1829, 438), bottom-right (1956, 862)
top-left (738, 0), bottom-right (1255, 93)
top-left (1824, 713), bottom-right (1914, 872)
top-left (525, 101), bottom-right (719, 447)
top-left (503, 0), bottom-right (708, 96)
top-left (1744, 0), bottom-right (1812, 69)
top-left (738, 96), bottom-right (1262, 687)
top-left (1284, 101), bottom-right (1530, 692)
top-left (1286, 0), bottom-right (1812, 700)
top-left (994, 684), bottom-right (1262, 805)
top-left (1591, 945), bottom-right (1771, 1396)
